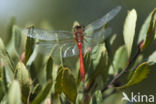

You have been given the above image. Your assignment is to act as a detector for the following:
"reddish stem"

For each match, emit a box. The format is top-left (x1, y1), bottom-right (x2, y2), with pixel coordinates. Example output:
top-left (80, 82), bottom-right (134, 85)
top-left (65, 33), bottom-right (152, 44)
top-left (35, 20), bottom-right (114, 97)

top-left (78, 42), bottom-right (85, 82)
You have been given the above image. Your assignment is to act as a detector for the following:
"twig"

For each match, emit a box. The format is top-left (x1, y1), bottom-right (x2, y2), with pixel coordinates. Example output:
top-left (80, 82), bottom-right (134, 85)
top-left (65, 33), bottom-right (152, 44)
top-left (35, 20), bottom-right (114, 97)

top-left (102, 40), bottom-right (144, 93)
top-left (109, 48), bottom-right (140, 85)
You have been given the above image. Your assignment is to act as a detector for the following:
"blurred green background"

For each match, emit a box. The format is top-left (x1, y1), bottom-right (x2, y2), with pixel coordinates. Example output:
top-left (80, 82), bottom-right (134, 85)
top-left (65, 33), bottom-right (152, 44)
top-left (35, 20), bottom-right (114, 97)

top-left (0, 0), bottom-right (156, 104)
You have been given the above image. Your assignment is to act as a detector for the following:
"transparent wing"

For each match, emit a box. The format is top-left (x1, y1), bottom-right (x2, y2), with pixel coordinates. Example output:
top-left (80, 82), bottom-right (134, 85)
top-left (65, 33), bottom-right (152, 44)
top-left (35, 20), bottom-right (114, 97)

top-left (36, 39), bottom-right (80, 58)
top-left (83, 28), bottom-right (112, 49)
top-left (85, 6), bottom-right (121, 33)
top-left (22, 28), bottom-right (81, 58)
top-left (36, 28), bottom-right (112, 58)
top-left (22, 28), bottom-right (74, 41)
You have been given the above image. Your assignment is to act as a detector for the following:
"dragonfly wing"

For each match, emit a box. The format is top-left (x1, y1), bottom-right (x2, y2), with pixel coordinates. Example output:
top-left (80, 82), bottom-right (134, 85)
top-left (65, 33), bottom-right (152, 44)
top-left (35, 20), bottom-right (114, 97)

top-left (22, 28), bottom-right (74, 41)
top-left (85, 6), bottom-right (121, 33)
top-left (83, 28), bottom-right (112, 49)
top-left (61, 42), bottom-right (79, 57)
top-left (36, 39), bottom-right (80, 58)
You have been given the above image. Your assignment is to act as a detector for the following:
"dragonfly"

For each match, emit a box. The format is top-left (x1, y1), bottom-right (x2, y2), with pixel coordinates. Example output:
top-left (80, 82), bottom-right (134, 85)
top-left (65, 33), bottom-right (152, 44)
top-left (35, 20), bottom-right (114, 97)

top-left (22, 6), bottom-right (121, 81)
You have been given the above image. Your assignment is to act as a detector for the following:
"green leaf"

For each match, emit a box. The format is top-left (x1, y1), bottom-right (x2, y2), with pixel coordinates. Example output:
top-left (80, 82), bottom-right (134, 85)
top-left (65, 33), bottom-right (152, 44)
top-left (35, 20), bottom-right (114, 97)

top-left (119, 62), bottom-right (150, 89)
top-left (15, 62), bottom-right (30, 86)
top-left (113, 45), bottom-right (128, 74)
top-left (14, 62), bottom-right (31, 103)
top-left (85, 44), bottom-right (109, 91)
top-left (46, 57), bottom-right (53, 81)
top-left (123, 9), bottom-right (137, 57)
top-left (7, 80), bottom-right (22, 104)
top-left (0, 38), bottom-right (14, 84)
top-left (109, 34), bottom-right (117, 45)
top-left (54, 67), bottom-right (64, 94)
top-left (7, 25), bottom-right (22, 52)
top-left (0, 38), bottom-right (15, 72)
top-left (26, 47), bottom-right (46, 81)
top-left (32, 80), bottom-right (52, 104)
top-left (1, 67), bottom-right (9, 92)
top-left (0, 79), bottom-right (5, 101)
top-left (90, 90), bottom-right (103, 104)
top-left (148, 51), bottom-right (156, 64)
top-left (24, 25), bottom-right (35, 64)
top-left (84, 52), bottom-right (92, 74)
top-left (90, 44), bottom-right (109, 84)
top-left (7, 25), bottom-right (21, 67)
top-left (62, 68), bottom-right (77, 103)
top-left (5, 17), bottom-right (15, 45)
top-left (138, 8), bottom-right (156, 51)
top-left (54, 67), bottom-right (77, 103)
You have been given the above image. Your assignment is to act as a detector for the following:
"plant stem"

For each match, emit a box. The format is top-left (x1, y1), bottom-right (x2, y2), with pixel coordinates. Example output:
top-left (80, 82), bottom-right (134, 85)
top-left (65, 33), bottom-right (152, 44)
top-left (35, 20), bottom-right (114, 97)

top-left (102, 46), bottom-right (141, 93)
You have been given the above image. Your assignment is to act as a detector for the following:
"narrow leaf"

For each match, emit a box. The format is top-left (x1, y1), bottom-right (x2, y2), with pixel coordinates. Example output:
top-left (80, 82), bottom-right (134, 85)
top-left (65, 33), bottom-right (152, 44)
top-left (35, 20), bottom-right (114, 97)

top-left (24, 25), bottom-right (35, 64)
top-left (46, 57), bottom-right (53, 81)
top-left (5, 17), bottom-right (15, 45)
top-left (54, 67), bottom-right (64, 94)
top-left (123, 9), bottom-right (137, 57)
top-left (138, 8), bottom-right (156, 43)
top-left (0, 79), bottom-right (5, 101)
top-left (140, 9), bottom-right (156, 51)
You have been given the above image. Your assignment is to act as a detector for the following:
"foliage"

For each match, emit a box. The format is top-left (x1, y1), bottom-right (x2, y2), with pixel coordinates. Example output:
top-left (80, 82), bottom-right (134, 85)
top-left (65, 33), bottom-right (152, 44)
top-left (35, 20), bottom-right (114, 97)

top-left (0, 7), bottom-right (156, 104)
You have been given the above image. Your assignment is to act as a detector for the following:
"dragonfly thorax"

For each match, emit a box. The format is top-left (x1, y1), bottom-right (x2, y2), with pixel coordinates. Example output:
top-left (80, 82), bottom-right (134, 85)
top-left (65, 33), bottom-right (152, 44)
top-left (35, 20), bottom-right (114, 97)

top-left (73, 25), bottom-right (84, 43)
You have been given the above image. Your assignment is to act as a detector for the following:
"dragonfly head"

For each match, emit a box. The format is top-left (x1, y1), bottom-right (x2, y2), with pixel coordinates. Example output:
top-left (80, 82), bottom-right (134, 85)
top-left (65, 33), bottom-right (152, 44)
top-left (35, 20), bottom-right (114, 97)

top-left (73, 21), bottom-right (85, 33)
top-left (74, 25), bottom-right (85, 33)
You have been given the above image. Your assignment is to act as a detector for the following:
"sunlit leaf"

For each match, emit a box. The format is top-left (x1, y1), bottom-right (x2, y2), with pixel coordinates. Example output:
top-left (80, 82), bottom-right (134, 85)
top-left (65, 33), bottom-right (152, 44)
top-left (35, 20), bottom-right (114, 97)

top-left (123, 9), bottom-right (137, 57)
top-left (113, 45), bottom-right (128, 74)
top-left (7, 80), bottom-right (22, 104)
top-left (0, 38), bottom-right (15, 71)
top-left (15, 62), bottom-right (30, 85)
top-left (14, 62), bottom-right (31, 103)
top-left (0, 39), bottom-right (14, 85)
top-left (7, 25), bottom-right (21, 65)
top-left (119, 62), bottom-right (150, 89)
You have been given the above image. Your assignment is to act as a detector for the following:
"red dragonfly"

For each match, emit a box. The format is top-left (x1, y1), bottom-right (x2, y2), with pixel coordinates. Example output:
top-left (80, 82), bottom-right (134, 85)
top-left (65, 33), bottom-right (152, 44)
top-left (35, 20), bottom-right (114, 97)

top-left (22, 6), bottom-right (121, 81)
